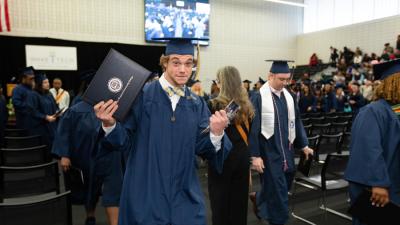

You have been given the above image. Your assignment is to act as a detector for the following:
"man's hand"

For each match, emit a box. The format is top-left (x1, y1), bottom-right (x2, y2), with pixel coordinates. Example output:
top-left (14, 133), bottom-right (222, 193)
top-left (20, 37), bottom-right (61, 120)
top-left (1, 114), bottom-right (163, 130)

top-left (46, 115), bottom-right (56, 122)
top-left (302, 146), bottom-right (314, 160)
top-left (209, 110), bottom-right (228, 136)
top-left (60, 157), bottom-right (71, 172)
top-left (94, 100), bottom-right (118, 127)
top-left (371, 187), bottom-right (390, 207)
top-left (251, 157), bottom-right (265, 173)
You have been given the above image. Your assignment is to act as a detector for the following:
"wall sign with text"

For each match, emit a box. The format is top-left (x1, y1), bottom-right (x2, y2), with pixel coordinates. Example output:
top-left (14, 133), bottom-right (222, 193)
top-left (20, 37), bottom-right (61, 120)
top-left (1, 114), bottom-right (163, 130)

top-left (25, 45), bottom-right (78, 71)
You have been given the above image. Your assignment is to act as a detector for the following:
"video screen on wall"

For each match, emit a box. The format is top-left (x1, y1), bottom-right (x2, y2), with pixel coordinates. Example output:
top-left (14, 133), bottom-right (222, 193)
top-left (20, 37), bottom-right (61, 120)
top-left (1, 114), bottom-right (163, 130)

top-left (145, 0), bottom-right (210, 45)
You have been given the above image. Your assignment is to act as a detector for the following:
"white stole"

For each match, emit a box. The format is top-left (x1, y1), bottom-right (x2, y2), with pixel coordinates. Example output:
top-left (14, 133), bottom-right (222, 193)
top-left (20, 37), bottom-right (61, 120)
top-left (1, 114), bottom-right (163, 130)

top-left (260, 82), bottom-right (296, 143)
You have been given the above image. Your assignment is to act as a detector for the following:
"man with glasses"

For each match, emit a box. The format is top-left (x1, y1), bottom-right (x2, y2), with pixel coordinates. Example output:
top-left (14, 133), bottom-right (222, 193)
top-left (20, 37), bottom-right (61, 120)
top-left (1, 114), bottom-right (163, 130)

top-left (94, 38), bottom-right (232, 225)
top-left (249, 60), bottom-right (313, 225)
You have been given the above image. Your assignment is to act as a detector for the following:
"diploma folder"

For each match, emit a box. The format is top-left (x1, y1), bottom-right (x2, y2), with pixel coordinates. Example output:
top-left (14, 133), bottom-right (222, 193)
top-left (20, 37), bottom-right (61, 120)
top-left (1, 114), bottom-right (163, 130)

top-left (82, 49), bottom-right (151, 121)
top-left (348, 189), bottom-right (400, 225)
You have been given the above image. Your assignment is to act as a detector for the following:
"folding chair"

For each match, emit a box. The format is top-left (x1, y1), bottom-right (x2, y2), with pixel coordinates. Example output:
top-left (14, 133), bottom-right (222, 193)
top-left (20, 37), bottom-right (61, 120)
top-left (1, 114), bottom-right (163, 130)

top-left (309, 123), bottom-right (331, 136)
top-left (310, 116), bottom-right (325, 125)
top-left (291, 153), bottom-right (351, 225)
top-left (0, 191), bottom-right (72, 225)
top-left (0, 145), bottom-right (49, 166)
top-left (317, 133), bottom-right (343, 161)
top-left (0, 161), bottom-right (60, 202)
top-left (4, 129), bottom-right (28, 137)
top-left (3, 135), bottom-right (42, 149)
top-left (328, 122), bottom-right (349, 135)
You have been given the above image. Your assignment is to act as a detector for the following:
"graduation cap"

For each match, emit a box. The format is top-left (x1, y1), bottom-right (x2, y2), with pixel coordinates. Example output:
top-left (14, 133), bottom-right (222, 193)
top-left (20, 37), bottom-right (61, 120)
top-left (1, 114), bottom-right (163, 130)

top-left (258, 77), bottom-right (266, 85)
top-left (243, 79), bottom-right (252, 83)
top-left (152, 37), bottom-right (209, 56)
top-left (34, 73), bottom-right (47, 84)
top-left (265, 60), bottom-right (295, 74)
top-left (19, 66), bottom-right (35, 76)
top-left (373, 59), bottom-right (400, 80)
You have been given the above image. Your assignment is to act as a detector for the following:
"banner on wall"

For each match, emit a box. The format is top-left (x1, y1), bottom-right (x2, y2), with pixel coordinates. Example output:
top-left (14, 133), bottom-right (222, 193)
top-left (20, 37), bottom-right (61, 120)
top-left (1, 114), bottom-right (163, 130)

top-left (25, 45), bottom-right (78, 71)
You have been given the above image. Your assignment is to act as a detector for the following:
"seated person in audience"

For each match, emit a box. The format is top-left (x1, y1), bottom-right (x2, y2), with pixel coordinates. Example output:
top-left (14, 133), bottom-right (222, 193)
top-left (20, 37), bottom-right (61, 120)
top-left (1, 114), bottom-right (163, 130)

top-left (50, 77), bottom-right (70, 110)
top-left (309, 53), bottom-right (319, 67)
top-left (345, 59), bottom-right (400, 225)
top-left (335, 85), bottom-right (348, 112)
top-left (12, 66), bottom-right (35, 130)
top-left (298, 84), bottom-right (316, 114)
top-left (52, 73), bottom-right (125, 225)
top-left (348, 82), bottom-right (366, 116)
top-left (321, 81), bottom-right (337, 113)
top-left (27, 73), bottom-right (58, 148)
top-left (360, 79), bottom-right (373, 103)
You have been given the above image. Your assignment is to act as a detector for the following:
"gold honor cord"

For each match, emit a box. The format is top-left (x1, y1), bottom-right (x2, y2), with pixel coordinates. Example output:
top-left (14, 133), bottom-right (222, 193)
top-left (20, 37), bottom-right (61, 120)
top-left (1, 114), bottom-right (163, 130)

top-left (194, 42), bottom-right (201, 81)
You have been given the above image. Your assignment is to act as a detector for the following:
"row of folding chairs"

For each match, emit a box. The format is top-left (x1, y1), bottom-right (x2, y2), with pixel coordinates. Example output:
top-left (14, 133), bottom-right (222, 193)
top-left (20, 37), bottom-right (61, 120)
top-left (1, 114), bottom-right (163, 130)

top-left (301, 112), bottom-right (353, 119)
top-left (301, 114), bottom-right (353, 125)
top-left (304, 122), bottom-right (351, 138)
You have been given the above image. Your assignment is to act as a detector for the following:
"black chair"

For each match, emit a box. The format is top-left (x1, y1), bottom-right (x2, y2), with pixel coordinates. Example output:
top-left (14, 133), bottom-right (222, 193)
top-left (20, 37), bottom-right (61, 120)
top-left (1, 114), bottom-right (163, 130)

top-left (337, 114), bottom-right (353, 123)
top-left (309, 123), bottom-right (331, 136)
top-left (292, 153), bottom-right (351, 224)
top-left (0, 191), bottom-right (72, 225)
top-left (303, 124), bottom-right (312, 136)
top-left (3, 135), bottom-right (42, 148)
top-left (0, 161), bottom-right (60, 202)
top-left (4, 129), bottom-right (28, 137)
top-left (317, 133), bottom-right (343, 161)
top-left (301, 117), bottom-right (311, 126)
top-left (329, 121), bottom-right (349, 134)
top-left (5, 123), bottom-right (16, 129)
top-left (0, 145), bottom-right (49, 166)
top-left (341, 132), bottom-right (352, 151)
top-left (310, 116), bottom-right (325, 125)
top-left (324, 115), bottom-right (338, 123)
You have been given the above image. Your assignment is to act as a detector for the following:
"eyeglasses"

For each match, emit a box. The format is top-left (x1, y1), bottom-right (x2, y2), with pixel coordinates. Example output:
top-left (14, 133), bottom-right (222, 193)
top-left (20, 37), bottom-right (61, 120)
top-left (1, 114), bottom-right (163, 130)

top-left (170, 60), bottom-right (194, 68)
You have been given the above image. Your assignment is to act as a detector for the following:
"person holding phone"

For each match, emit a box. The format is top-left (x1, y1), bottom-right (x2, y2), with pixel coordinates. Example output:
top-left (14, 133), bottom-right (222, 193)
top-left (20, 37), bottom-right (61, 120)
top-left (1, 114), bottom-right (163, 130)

top-left (94, 38), bottom-right (232, 225)
top-left (207, 66), bottom-right (254, 225)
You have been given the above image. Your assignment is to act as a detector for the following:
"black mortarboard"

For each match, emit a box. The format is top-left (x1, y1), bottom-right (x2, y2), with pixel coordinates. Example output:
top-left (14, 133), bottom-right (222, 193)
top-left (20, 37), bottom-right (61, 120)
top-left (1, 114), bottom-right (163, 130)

top-left (19, 66), bottom-right (35, 76)
top-left (152, 37), bottom-right (209, 56)
top-left (266, 60), bottom-right (295, 74)
top-left (373, 59), bottom-right (400, 80)
top-left (34, 73), bottom-right (47, 84)
top-left (243, 79), bottom-right (252, 83)
top-left (258, 77), bottom-right (266, 84)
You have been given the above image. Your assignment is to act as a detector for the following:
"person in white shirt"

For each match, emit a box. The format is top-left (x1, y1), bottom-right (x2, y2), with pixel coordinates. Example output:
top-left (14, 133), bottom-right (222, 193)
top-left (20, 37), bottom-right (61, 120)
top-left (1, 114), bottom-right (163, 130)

top-left (49, 78), bottom-right (70, 110)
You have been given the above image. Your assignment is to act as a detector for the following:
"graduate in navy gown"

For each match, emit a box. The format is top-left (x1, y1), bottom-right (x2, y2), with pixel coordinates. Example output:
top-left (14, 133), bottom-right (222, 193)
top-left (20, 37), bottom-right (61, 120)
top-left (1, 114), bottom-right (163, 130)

top-left (344, 59), bottom-right (400, 225)
top-left (207, 66), bottom-right (254, 225)
top-left (27, 73), bottom-right (58, 147)
top-left (249, 60), bottom-right (313, 225)
top-left (52, 73), bottom-right (125, 225)
top-left (11, 66), bottom-right (35, 130)
top-left (94, 38), bottom-right (232, 225)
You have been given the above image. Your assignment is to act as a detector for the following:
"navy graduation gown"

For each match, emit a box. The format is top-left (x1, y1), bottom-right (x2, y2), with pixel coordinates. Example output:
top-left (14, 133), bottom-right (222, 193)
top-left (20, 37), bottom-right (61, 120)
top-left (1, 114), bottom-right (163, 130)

top-left (11, 84), bottom-right (33, 129)
top-left (101, 81), bottom-right (232, 225)
top-left (27, 91), bottom-right (58, 146)
top-left (249, 91), bottom-right (308, 225)
top-left (52, 101), bottom-right (125, 208)
top-left (344, 99), bottom-right (400, 225)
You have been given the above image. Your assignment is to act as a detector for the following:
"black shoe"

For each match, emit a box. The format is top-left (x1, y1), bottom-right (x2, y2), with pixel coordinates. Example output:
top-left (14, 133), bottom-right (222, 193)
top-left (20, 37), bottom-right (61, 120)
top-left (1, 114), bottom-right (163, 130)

top-left (249, 192), bottom-right (261, 220)
top-left (85, 217), bottom-right (96, 225)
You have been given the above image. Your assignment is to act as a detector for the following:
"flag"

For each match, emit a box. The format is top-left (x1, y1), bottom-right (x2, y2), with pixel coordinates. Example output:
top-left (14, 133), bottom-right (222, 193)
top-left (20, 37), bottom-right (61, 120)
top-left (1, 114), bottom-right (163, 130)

top-left (0, 0), bottom-right (11, 32)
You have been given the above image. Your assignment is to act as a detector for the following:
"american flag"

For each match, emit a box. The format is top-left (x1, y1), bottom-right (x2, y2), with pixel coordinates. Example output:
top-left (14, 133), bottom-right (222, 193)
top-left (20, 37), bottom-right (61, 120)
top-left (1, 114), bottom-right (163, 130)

top-left (0, 0), bottom-right (11, 32)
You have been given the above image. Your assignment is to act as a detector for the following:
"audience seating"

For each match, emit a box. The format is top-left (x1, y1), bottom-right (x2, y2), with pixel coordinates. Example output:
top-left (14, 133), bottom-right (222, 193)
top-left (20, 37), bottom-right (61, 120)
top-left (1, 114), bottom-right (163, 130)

top-left (0, 145), bottom-right (49, 166)
top-left (0, 191), bottom-right (72, 225)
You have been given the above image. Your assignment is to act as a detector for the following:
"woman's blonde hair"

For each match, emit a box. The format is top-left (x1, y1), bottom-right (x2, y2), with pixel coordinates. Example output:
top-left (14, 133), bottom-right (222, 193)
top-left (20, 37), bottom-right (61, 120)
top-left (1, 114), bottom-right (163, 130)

top-left (210, 66), bottom-right (255, 124)
top-left (373, 72), bottom-right (400, 104)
